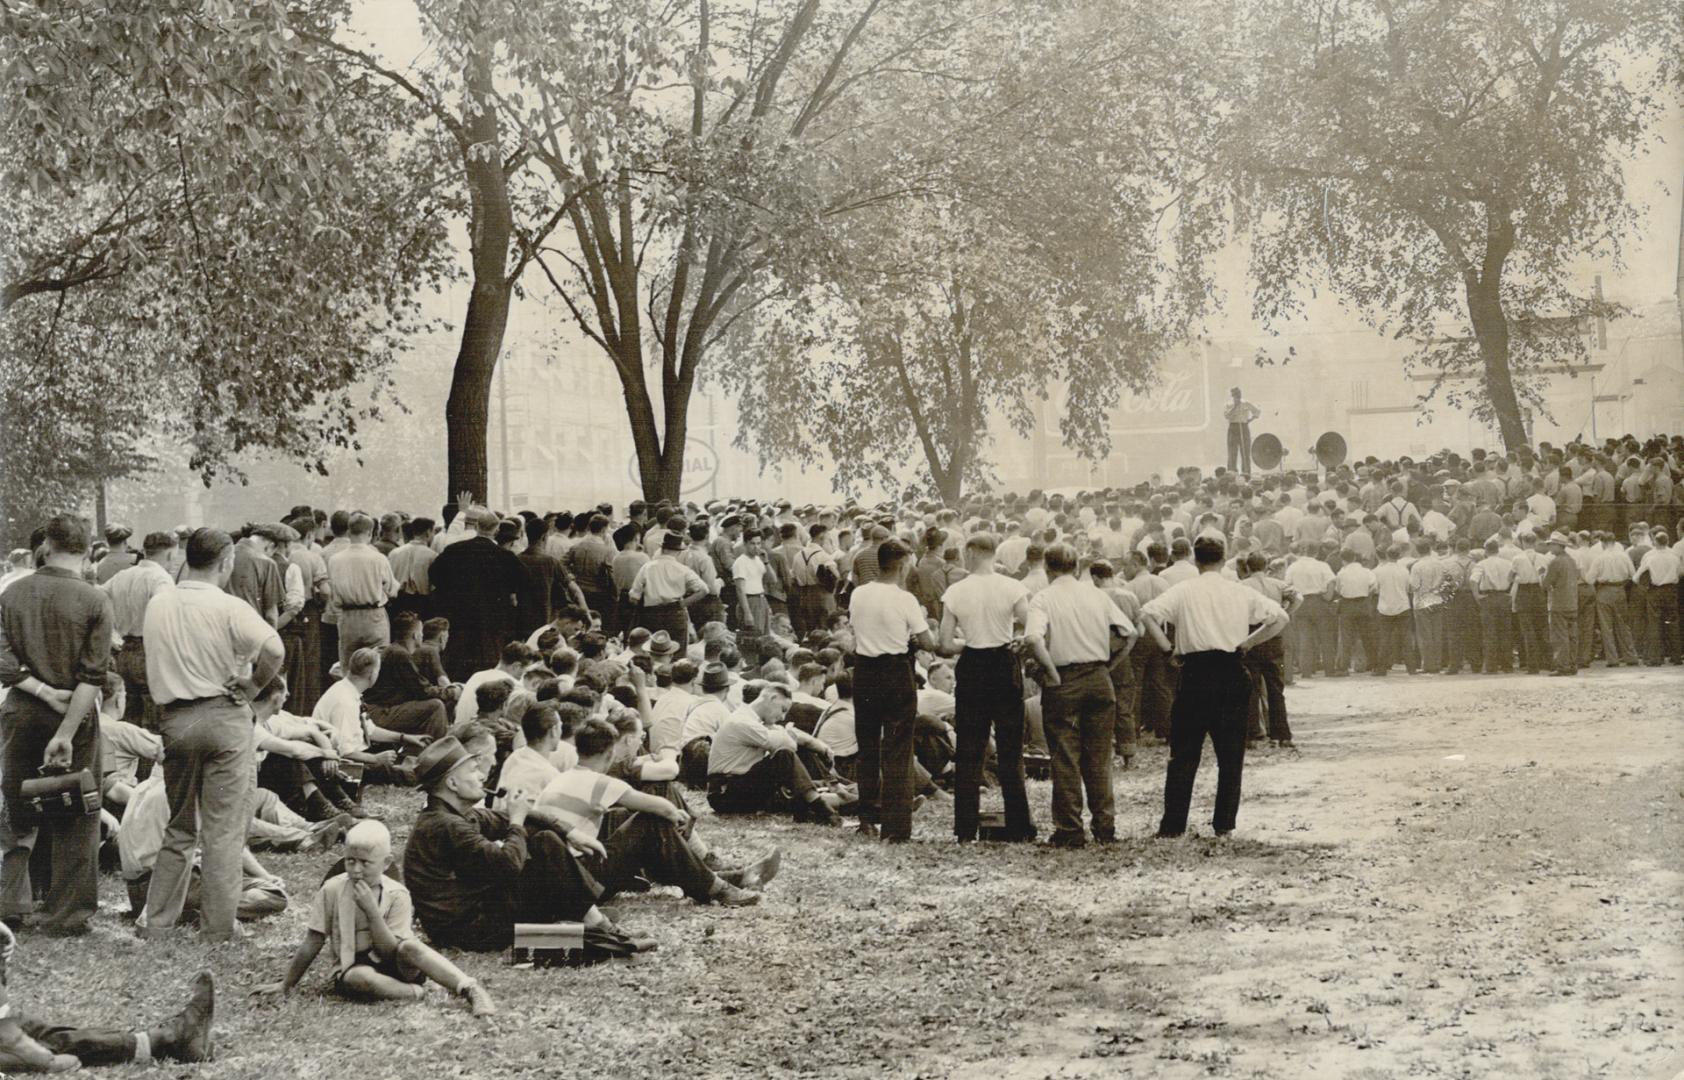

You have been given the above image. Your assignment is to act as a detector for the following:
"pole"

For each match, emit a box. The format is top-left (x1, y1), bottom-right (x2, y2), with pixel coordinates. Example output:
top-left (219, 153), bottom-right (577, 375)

top-left (497, 358), bottom-right (511, 509)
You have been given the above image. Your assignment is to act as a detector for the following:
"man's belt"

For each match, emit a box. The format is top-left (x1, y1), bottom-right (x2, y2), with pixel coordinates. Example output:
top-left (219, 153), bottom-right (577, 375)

top-left (121, 635), bottom-right (144, 645)
top-left (1054, 659), bottom-right (1106, 674)
top-left (340, 602), bottom-right (386, 611)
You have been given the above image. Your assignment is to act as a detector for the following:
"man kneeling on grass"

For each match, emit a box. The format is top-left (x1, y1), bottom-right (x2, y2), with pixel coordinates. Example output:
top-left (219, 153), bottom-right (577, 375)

top-left (539, 719), bottom-right (764, 907)
top-left (255, 821), bottom-right (494, 1017)
top-left (0, 921), bottom-right (212, 1072)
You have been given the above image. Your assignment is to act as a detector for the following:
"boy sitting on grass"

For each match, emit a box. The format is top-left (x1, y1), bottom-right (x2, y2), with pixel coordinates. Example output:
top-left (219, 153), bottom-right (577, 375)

top-left (255, 821), bottom-right (495, 1017)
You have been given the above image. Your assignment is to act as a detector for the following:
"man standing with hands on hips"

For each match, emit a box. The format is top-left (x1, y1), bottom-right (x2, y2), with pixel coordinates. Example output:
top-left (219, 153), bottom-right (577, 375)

top-left (1141, 537), bottom-right (1288, 839)
top-left (848, 539), bottom-right (935, 843)
top-left (140, 528), bottom-right (285, 942)
top-left (1022, 543), bottom-right (1138, 848)
top-left (1224, 386), bottom-right (1262, 475)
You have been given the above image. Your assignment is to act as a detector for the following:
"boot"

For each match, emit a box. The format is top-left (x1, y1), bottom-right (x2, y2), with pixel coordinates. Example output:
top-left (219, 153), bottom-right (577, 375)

top-left (706, 880), bottom-right (762, 907)
top-left (147, 971), bottom-right (214, 1063)
top-left (302, 787), bottom-right (339, 822)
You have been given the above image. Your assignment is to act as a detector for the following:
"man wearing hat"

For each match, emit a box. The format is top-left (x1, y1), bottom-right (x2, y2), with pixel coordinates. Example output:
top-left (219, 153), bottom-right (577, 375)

top-left (1541, 531), bottom-right (1580, 675)
top-left (95, 524), bottom-right (140, 585)
top-left (401, 737), bottom-right (603, 952)
top-left (646, 630), bottom-right (683, 664)
top-left (628, 532), bottom-right (709, 643)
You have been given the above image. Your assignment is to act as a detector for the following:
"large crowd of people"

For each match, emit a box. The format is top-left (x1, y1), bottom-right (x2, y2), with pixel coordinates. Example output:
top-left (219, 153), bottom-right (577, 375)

top-left (0, 422), bottom-right (1679, 1068)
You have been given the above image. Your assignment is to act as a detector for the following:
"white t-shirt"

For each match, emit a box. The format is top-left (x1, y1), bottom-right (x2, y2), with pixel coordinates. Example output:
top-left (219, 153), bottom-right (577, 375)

top-left (916, 687), bottom-right (955, 721)
top-left (849, 581), bottom-right (927, 657)
top-left (497, 745), bottom-right (562, 804)
top-left (313, 678), bottom-right (366, 755)
top-left (731, 555), bottom-right (767, 596)
top-left (940, 572), bottom-right (1029, 648)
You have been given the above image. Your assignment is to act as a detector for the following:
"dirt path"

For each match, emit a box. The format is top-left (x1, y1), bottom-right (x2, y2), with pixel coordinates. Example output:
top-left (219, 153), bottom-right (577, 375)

top-left (956, 666), bottom-right (1684, 1080)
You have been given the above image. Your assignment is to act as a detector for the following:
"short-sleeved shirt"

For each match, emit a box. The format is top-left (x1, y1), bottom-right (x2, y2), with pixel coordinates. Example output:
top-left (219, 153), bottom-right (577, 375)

top-left (1142, 572), bottom-right (1286, 654)
top-left (142, 581), bottom-right (278, 705)
top-left (812, 701), bottom-right (857, 757)
top-left (498, 745), bottom-right (562, 803)
top-left (1334, 563), bottom-right (1376, 600)
top-left (940, 573), bottom-right (1028, 649)
top-left (103, 561), bottom-right (174, 639)
top-left (100, 715), bottom-right (162, 786)
top-left (1373, 563), bottom-right (1412, 616)
top-left (537, 769), bottom-right (629, 845)
top-left (731, 554), bottom-right (767, 596)
top-left (308, 874), bottom-right (415, 973)
top-left (0, 566), bottom-right (113, 692)
top-left (1026, 576), bottom-right (1135, 666)
top-left (849, 581), bottom-right (927, 657)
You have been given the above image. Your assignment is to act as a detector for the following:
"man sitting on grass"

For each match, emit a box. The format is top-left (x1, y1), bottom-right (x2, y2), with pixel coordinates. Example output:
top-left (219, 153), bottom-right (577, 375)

top-left (539, 719), bottom-right (764, 907)
top-left (706, 682), bottom-right (846, 825)
top-left (255, 821), bottom-right (494, 1017)
top-left (0, 922), bottom-right (213, 1071)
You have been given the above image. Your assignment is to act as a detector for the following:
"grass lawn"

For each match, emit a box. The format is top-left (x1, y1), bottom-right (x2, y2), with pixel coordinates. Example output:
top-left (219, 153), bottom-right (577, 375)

top-left (9, 666), bottom-right (1682, 1079)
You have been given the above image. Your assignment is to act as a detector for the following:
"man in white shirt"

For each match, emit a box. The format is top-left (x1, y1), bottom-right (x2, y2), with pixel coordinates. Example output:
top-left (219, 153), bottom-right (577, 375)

top-left (1224, 386), bottom-right (1261, 474)
top-left (103, 531), bottom-right (178, 729)
top-left (1507, 532), bottom-right (1551, 673)
top-left (1587, 533), bottom-right (1640, 666)
top-left (938, 534), bottom-right (1034, 842)
top-left (704, 682), bottom-right (842, 824)
top-left (1283, 545), bottom-right (1336, 676)
top-left (1371, 545), bottom-right (1415, 674)
top-left (1140, 537), bottom-right (1288, 838)
top-left (1024, 544), bottom-right (1137, 848)
top-left (1469, 538), bottom-right (1516, 673)
top-left (1331, 553), bottom-right (1377, 675)
top-left (1634, 530), bottom-right (1681, 664)
top-left (453, 642), bottom-right (534, 726)
top-left (139, 528), bottom-right (285, 943)
top-left (648, 660), bottom-right (700, 756)
top-left (848, 539), bottom-right (936, 843)
top-left (677, 663), bottom-right (734, 784)
top-left (731, 531), bottom-right (771, 634)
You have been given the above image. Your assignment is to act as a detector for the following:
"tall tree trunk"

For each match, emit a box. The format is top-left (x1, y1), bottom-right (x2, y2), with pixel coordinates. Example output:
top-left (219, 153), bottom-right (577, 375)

top-left (443, 44), bottom-right (513, 505)
top-left (1466, 278), bottom-right (1528, 452)
top-left (934, 463), bottom-right (964, 505)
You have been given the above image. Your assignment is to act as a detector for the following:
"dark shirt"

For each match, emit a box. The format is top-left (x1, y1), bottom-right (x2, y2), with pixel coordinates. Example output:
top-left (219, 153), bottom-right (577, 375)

top-left (415, 641), bottom-right (449, 686)
top-left (0, 566), bottom-right (113, 691)
top-left (226, 544), bottom-right (283, 625)
top-left (364, 642), bottom-right (441, 707)
top-left (566, 536), bottom-right (615, 597)
top-left (402, 795), bottom-right (528, 951)
top-left (1542, 550), bottom-right (1579, 611)
top-left (94, 550), bottom-right (138, 585)
top-left (429, 537), bottom-right (526, 680)
top-left (516, 551), bottom-right (574, 633)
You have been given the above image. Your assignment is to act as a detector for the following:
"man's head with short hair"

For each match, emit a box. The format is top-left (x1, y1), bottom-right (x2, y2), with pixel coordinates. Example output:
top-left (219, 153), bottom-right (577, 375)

top-left (347, 646), bottom-right (381, 682)
top-left (1192, 536), bottom-right (1225, 567)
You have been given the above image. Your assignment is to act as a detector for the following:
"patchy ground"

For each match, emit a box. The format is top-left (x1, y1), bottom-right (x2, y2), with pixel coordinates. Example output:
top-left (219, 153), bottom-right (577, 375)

top-left (12, 667), bottom-right (1682, 1079)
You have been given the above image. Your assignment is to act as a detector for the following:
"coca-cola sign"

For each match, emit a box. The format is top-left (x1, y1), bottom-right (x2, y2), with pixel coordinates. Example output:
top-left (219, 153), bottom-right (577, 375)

top-left (1112, 358), bottom-right (1211, 434)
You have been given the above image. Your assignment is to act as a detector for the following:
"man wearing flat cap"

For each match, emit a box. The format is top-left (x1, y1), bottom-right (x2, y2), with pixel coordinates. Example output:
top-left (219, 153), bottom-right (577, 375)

top-left (402, 737), bottom-right (604, 952)
top-left (95, 524), bottom-right (140, 585)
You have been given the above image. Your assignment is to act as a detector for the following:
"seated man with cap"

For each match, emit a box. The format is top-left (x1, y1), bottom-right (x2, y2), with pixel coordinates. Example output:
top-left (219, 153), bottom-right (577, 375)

top-left (676, 661), bottom-right (734, 785)
top-left (402, 736), bottom-right (635, 953)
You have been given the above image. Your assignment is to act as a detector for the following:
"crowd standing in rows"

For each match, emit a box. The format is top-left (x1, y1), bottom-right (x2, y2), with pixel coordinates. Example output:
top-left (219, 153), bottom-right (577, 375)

top-left (0, 430), bottom-right (1678, 1068)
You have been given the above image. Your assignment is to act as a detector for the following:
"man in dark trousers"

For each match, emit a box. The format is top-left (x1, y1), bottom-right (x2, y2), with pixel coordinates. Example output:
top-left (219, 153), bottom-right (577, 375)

top-left (938, 533), bottom-right (1035, 843)
top-left (1141, 537), bottom-right (1289, 839)
top-left (847, 539), bottom-right (936, 842)
top-left (429, 507), bottom-right (526, 682)
top-left (0, 515), bottom-right (111, 936)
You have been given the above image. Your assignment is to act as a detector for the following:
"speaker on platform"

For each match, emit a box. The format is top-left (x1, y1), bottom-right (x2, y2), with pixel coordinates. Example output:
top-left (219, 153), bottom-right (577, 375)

top-left (1313, 431), bottom-right (1348, 470)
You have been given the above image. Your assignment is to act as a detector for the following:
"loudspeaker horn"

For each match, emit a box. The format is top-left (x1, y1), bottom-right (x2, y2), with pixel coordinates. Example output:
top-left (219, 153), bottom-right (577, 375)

top-left (1250, 433), bottom-right (1283, 471)
top-left (1313, 431), bottom-right (1348, 470)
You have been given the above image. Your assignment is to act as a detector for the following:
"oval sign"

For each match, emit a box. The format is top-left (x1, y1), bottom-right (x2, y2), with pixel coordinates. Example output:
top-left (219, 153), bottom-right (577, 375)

top-left (627, 437), bottom-right (720, 496)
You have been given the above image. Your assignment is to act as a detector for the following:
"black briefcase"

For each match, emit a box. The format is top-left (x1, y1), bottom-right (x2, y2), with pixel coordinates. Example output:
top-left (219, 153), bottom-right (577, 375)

top-left (18, 768), bottom-right (101, 819)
